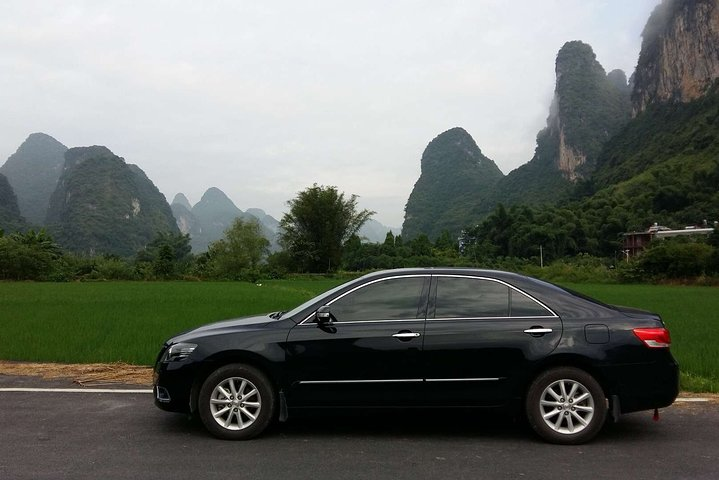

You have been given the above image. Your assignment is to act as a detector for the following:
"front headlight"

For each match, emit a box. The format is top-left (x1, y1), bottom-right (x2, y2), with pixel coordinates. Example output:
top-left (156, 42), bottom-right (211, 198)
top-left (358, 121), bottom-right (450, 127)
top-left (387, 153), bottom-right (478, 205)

top-left (162, 342), bottom-right (198, 362)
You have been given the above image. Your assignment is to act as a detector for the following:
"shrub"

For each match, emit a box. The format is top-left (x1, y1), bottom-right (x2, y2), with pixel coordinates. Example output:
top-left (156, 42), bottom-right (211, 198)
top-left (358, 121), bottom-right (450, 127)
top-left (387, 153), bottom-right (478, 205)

top-left (639, 239), bottom-right (714, 278)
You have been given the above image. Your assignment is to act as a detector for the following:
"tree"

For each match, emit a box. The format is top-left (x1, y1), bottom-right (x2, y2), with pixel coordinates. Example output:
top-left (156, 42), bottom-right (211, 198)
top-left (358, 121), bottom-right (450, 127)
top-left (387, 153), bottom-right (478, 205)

top-left (153, 244), bottom-right (175, 278)
top-left (135, 232), bottom-right (192, 279)
top-left (410, 234), bottom-right (432, 257)
top-left (434, 230), bottom-right (457, 252)
top-left (0, 229), bottom-right (62, 280)
top-left (207, 217), bottom-right (269, 280)
top-left (279, 184), bottom-right (374, 272)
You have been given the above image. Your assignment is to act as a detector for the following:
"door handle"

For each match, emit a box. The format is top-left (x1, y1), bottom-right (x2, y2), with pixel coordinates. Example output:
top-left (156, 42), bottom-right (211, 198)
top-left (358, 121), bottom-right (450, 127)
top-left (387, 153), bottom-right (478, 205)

top-left (392, 332), bottom-right (421, 339)
top-left (523, 327), bottom-right (553, 335)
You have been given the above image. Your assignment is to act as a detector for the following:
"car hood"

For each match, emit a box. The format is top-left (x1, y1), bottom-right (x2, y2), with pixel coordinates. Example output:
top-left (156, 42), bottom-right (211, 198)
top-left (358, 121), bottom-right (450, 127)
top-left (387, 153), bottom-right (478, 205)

top-left (168, 314), bottom-right (275, 343)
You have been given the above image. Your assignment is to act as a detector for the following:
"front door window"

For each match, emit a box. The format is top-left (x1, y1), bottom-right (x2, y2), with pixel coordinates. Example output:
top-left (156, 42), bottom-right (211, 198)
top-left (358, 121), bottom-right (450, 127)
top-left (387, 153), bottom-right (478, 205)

top-left (329, 276), bottom-right (427, 322)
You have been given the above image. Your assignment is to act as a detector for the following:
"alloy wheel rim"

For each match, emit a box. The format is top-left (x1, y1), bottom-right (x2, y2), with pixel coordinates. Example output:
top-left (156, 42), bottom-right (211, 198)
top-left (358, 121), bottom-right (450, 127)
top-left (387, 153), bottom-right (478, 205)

top-left (209, 376), bottom-right (262, 431)
top-left (538, 379), bottom-right (595, 434)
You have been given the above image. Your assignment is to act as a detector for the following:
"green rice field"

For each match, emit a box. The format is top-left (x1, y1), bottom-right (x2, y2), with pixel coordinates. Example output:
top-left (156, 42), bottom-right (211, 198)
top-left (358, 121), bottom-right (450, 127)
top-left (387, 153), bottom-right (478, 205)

top-left (0, 280), bottom-right (339, 366)
top-left (566, 283), bottom-right (718, 393)
top-left (0, 280), bottom-right (717, 392)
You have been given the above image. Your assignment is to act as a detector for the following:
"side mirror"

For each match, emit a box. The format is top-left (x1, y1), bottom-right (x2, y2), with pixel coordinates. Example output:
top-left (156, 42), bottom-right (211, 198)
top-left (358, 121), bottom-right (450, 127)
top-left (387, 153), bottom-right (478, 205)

top-left (315, 305), bottom-right (334, 325)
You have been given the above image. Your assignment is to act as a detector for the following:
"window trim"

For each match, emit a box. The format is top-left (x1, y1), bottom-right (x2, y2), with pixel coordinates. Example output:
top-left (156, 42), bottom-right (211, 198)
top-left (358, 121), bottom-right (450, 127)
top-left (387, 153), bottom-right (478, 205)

top-left (297, 377), bottom-right (502, 385)
top-left (297, 273), bottom-right (558, 325)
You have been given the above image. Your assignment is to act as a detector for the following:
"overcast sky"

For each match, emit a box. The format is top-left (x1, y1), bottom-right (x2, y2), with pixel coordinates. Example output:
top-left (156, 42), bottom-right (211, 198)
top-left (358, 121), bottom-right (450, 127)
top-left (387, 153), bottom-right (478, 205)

top-left (1, 0), bottom-right (659, 227)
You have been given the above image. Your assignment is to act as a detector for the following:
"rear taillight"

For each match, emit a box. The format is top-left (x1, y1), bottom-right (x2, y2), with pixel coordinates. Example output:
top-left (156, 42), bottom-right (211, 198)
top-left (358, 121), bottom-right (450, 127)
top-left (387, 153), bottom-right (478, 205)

top-left (633, 327), bottom-right (671, 348)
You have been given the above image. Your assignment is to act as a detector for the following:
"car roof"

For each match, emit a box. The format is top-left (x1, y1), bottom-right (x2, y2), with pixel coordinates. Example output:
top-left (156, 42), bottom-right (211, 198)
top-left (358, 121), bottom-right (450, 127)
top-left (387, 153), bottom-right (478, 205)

top-left (362, 267), bottom-right (545, 285)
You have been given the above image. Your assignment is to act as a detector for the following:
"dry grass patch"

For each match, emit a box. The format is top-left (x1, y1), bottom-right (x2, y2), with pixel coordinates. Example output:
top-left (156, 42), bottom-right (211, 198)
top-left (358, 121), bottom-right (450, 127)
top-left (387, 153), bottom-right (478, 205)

top-left (0, 361), bottom-right (152, 386)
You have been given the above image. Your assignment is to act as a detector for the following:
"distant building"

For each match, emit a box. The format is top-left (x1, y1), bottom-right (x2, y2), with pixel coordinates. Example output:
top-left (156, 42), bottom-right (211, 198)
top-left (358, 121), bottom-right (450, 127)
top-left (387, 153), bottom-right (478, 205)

top-left (622, 222), bottom-right (716, 258)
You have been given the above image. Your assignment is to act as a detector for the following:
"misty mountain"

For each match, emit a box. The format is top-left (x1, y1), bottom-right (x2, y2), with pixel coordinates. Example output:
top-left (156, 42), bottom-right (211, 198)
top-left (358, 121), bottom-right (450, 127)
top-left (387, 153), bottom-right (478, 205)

top-left (402, 41), bottom-right (634, 240)
top-left (358, 218), bottom-right (400, 244)
top-left (402, 127), bottom-right (504, 240)
top-left (174, 188), bottom-right (279, 253)
top-left (244, 206), bottom-right (396, 244)
top-left (171, 193), bottom-right (202, 243)
top-left (46, 146), bottom-right (179, 256)
top-left (580, 0), bottom-right (719, 229)
top-left (171, 190), bottom-right (395, 253)
top-left (486, 41), bottom-right (632, 206)
top-left (594, 0), bottom-right (719, 189)
top-left (482, 0), bottom-right (719, 247)
top-left (632, 0), bottom-right (719, 115)
top-left (401, 1), bottom-right (718, 243)
top-left (187, 187), bottom-right (245, 252)
top-left (245, 208), bottom-right (281, 234)
top-left (0, 132), bottom-right (67, 225)
top-left (172, 193), bottom-right (193, 211)
top-left (171, 201), bottom-right (198, 235)
top-left (0, 173), bottom-right (26, 233)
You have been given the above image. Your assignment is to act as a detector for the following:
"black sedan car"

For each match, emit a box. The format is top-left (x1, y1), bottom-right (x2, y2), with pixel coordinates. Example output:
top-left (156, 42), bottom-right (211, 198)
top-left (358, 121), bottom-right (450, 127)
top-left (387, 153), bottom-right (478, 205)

top-left (153, 268), bottom-right (679, 444)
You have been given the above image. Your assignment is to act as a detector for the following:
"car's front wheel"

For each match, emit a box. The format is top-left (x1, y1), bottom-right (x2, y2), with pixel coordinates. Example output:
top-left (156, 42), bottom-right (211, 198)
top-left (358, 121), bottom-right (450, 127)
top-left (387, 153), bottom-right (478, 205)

top-left (525, 367), bottom-right (607, 444)
top-left (198, 364), bottom-right (276, 440)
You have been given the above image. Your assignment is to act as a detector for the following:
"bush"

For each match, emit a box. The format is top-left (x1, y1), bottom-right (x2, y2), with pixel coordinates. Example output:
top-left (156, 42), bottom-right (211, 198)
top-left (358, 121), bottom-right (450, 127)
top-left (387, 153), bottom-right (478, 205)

top-left (614, 260), bottom-right (645, 283)
top-left (0, 239), bottom-right (54, 280)
top-left (94, 257), bottom-right (138, 280)
top-left (639, 239), bottom-right (714, 278)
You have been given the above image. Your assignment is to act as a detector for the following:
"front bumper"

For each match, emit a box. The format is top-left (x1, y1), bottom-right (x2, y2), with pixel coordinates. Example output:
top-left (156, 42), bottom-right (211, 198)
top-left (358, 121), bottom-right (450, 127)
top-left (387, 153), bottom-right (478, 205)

top-left (153, 359), bottom-right (197, 413)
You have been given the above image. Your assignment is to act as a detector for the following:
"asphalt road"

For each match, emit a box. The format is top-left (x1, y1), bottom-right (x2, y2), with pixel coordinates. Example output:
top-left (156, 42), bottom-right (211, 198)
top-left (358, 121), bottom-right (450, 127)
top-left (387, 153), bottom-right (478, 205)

top-left (1, 376), bottom-right (717, 480)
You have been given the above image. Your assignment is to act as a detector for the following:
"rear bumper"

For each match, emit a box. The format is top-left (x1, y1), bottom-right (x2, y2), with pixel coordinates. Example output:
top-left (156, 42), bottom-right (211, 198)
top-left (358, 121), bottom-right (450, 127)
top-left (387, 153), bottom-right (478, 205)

top-left (602, 359), bottom-right (679, 414)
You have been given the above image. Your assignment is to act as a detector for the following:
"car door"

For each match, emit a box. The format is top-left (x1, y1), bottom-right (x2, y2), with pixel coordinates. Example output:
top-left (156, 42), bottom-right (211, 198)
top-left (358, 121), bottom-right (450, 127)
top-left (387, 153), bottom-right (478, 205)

top-left (422, 274), bottom-right (562, 406)
top-left (284, 274), bottom-right (430, 407)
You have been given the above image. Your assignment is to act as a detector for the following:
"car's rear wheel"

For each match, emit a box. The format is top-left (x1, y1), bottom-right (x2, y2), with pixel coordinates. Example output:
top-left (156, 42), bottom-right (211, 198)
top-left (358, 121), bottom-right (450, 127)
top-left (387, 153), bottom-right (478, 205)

top-left (198, 364), bottom-right (275, 440)
top-left (526, 367), bottom-right (606, 444)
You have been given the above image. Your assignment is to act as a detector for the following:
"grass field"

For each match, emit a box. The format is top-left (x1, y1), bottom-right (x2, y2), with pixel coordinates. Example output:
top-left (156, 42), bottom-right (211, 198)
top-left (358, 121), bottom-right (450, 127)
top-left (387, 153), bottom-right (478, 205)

top-left (0, 280), bottom-right (716, 392)
top-left (566, 283), bottom-right (718, 393)
top-left (0, 280), bottom-right (340, 366)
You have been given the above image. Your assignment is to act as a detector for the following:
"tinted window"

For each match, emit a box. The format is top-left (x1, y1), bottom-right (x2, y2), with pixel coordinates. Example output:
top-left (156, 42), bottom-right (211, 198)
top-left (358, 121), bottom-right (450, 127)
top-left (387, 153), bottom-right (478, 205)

top-left (329, 277), bottom-right (427, 322)
top-left (435, 277), bottom-right (509, 318)
top-left (510, 289), bottom-right (553, 317)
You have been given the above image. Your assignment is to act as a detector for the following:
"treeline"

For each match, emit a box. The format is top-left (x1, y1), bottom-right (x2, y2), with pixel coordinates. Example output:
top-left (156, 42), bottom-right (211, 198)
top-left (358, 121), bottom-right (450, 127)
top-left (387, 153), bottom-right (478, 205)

top-left (0, 220), bottom-right (266, 282)
top-left (344, 225), bottom-right (719, 284)
top-left (2, 218), bottom-right (718, 284)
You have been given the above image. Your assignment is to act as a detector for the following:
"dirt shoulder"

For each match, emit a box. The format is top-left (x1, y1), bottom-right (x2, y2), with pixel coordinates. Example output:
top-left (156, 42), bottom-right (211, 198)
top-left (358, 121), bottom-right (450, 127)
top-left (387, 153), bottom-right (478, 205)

top-left (0, 360), bottom-right (153, 387)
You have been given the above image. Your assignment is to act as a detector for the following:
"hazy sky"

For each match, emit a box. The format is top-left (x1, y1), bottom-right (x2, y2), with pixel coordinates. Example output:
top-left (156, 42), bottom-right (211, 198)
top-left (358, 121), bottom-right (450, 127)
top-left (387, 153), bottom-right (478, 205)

top-left (1, 0), bottom-right (659, 227)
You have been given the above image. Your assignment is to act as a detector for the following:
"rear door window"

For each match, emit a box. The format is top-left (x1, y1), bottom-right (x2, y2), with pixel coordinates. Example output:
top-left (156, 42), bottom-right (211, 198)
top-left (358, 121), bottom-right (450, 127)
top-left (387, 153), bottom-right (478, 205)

top-left (434, 276), bottom-right (554, 318)
top-left (510, 289), bottom-right (553, 317)
top-left (434, 276), bottom-right (509, 318)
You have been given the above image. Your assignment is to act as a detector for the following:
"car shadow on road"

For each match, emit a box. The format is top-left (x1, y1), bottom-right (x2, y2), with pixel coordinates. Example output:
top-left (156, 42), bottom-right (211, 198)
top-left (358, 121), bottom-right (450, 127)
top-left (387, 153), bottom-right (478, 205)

top-left (281, 409), bottom-right (523, 439)
top-left (158, 407), bottom-right (669, 444)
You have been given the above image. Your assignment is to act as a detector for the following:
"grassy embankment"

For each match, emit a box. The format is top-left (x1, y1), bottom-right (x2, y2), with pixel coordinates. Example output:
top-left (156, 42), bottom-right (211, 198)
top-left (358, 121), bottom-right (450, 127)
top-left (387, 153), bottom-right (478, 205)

top-left (0, 280), bottom-right (716, 392)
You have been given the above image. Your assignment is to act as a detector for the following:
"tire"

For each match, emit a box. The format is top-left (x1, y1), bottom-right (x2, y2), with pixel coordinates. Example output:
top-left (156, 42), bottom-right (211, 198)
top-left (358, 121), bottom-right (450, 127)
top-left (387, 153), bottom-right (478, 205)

top-left (525, 367), bottom-right (607, 445)
top-left (198, 364), bottom-right (276, 440)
